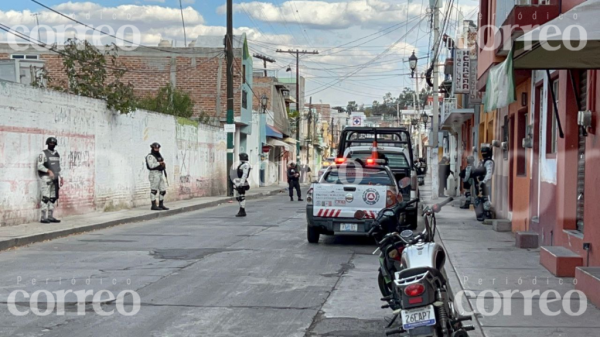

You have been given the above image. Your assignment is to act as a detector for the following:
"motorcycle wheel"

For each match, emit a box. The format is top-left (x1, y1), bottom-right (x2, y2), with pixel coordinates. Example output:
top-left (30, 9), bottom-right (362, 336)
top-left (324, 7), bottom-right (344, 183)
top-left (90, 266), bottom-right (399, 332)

top-left (378, 271), bottom-right (392, 297)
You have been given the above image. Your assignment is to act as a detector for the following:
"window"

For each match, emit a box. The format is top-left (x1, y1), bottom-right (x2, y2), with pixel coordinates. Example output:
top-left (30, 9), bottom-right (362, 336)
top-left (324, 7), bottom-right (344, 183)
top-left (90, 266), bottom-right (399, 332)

top-left (242, 64), bottom-right (246, 84)
top-left (324, 167), bottom-right (393, 186)
top-left (242, 90), bottom-right (248, 109)
top-left (10, 54), bottom-right (39, 60)
top-left (547, 79), bottom-right (559, 155)
top-left (517, 111), bottom-right (527, 176)
top-left (347, 151), bottom-right (410, 169)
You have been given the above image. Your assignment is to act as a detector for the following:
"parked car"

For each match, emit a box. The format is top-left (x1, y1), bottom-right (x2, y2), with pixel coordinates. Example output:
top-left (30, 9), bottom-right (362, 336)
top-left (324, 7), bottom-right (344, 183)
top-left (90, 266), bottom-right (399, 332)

top-left (305, 159), bottom-right (403, 243)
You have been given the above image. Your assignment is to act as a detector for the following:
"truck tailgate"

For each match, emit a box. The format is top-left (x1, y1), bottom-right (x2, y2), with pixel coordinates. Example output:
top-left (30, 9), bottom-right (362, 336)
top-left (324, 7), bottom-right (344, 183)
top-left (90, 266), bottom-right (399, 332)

top-left (313, 183), bottom-right (388, 219)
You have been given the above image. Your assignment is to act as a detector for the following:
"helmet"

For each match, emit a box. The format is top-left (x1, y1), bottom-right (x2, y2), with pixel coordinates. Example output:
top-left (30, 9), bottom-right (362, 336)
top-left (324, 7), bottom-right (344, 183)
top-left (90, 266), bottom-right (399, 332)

top-left (46, 137), bottom-right (57, 145)
top-left (150, 142), bottom-right (161, 148)
top-left (481, 144), bottom-right (493, 159)
top-left (239, 153), bottom-right (249, 161)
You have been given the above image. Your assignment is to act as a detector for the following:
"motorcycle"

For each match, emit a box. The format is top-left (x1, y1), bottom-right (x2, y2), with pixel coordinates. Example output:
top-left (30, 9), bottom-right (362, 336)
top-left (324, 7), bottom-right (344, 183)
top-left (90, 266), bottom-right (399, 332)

top-left (357, 198), bottom-right (421, 310)
top-left (358, 197), bottom-right (474, 337)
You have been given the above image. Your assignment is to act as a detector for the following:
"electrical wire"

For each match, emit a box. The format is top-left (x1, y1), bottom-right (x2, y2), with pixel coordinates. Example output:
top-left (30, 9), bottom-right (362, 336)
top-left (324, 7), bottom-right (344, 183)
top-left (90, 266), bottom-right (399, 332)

top-left (29, 0), bottom-right (217, 55)
top-left (306, 15), bottom-right (427, 97)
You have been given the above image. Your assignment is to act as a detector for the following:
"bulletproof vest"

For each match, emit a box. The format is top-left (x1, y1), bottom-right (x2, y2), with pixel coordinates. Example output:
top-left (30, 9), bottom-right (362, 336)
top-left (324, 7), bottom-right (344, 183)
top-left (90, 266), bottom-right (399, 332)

top-left (39, 150), bottom-right (61, 178)
top-left (472, 158), bottom-right (494, 179)
top-left (146, 152), bottom-right (164, 171)
top-left (237, 162), bottom-right (251, 178)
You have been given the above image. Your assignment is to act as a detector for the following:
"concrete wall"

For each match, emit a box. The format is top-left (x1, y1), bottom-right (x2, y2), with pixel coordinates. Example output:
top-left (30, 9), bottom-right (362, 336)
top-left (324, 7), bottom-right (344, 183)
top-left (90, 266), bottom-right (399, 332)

top-left (0, 81), bottom-right (227, 226)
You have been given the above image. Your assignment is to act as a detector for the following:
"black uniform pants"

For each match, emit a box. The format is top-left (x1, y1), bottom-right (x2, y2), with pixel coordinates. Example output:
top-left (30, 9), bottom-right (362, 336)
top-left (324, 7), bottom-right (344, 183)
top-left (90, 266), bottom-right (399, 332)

top-left (289, 180), bottom-right (301, 198)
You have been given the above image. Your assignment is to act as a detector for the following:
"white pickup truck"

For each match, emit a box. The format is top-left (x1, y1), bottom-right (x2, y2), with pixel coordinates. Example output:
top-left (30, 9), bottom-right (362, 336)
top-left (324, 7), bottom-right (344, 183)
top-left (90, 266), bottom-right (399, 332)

top-left (305, 160), bottom-right (402, 243)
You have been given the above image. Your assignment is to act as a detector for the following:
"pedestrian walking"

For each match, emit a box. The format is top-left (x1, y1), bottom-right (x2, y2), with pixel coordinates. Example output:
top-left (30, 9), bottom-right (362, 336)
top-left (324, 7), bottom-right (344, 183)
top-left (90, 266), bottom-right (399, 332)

top-left (37, 137), bottom-right (64, 223)
top-left (233, 153), bottom-right (252, 217)
top-left (287, 163), bottom-right (303, 201)
top-left (146, 142), bottom-right (169, 211)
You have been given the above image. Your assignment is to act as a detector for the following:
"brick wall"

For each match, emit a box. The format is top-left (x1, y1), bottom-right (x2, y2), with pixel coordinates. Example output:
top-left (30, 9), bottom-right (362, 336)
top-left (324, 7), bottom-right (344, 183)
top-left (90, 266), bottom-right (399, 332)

top-left (0, 48), bottom-right (245, 118)
top-left (0, 81), bottom-right (227, 227)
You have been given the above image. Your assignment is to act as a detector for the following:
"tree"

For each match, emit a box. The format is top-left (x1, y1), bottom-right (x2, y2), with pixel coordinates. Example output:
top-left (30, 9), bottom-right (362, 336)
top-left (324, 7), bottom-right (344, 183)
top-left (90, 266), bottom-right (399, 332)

top-left (137, 84), bottom-right (194, 118)
top-left (346, 101), bottom-right (358, 113)
top-left (35, 39), bottom-right (136, 114)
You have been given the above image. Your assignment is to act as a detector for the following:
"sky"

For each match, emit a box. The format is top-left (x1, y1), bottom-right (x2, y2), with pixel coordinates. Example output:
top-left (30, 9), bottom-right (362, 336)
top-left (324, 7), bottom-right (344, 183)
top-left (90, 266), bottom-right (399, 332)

top-left (0, 0), bottom-right (478, 107)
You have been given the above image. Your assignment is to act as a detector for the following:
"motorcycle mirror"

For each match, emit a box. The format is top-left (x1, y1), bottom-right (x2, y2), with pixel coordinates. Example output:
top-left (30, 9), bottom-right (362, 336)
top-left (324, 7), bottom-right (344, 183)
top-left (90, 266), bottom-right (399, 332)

top-left (399, 177), bottom-right (411, 189)
top-left (354, 210), bottom-right (366, 220)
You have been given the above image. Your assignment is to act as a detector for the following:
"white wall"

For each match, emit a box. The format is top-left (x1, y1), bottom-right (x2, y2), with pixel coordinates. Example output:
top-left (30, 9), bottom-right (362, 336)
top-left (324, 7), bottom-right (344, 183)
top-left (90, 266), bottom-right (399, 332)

top-left (0, 81), bottom-right (227, 226)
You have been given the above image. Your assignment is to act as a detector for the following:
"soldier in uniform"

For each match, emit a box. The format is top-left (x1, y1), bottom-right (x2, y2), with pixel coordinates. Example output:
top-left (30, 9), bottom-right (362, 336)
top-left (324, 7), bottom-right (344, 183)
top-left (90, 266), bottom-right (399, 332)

top-left (37, 137), bottom-right (63, 223)
top-left (459, 155), bottom-right (475, 209)
top-left (233, 153), bottom-right (252, 217)
top-left (146, 142), bottom-right (169, 211)
top-left (472, 144), bottom-right (495, 221)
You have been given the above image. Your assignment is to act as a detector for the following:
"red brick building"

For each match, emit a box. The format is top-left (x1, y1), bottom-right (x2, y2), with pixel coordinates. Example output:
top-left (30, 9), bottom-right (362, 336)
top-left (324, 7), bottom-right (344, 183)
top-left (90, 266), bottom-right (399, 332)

top-left (0, 35), bottom-right (253, 121)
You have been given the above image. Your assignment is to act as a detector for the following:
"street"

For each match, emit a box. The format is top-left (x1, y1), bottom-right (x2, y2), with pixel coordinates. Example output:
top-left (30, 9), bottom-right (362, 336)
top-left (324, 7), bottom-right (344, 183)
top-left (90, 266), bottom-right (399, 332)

top-left (0, 191), bottom-right (392, 337)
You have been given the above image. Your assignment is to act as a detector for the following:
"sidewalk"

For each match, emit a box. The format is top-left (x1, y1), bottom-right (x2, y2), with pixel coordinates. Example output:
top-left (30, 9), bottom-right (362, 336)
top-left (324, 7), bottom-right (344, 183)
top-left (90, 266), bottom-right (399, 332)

top-left (414, 170), bottom-right (600, 336)
top-left (0, 184), bottom-right (288, 252)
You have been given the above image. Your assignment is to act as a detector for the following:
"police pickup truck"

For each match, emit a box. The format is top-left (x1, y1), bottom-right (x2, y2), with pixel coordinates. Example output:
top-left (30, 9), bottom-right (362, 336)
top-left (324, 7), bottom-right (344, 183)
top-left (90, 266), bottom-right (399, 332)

top-left (305, 159), bottom-right (403, 243)
top-left (336, 127), bottom-right (420, 229)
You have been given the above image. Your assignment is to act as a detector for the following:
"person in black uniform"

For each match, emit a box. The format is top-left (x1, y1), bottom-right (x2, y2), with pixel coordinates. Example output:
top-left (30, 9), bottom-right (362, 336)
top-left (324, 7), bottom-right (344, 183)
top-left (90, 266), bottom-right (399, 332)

top-left (37, 137), bottom-right (64, 223)
top-left (287, 162), bottom-right (303, 201)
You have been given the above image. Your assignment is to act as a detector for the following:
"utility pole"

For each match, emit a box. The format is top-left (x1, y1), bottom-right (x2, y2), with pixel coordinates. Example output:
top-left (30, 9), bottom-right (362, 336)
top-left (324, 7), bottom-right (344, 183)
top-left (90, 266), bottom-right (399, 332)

top-left (330, 117), bottom-right (334, 151)
top-left (396, 101), bottom-right (400, 127)
top-left (431, 0), bottom-right (441, 200)
top-left (226, 0), bottom-right (234, 196)
top-left (253, 53), bottom-right (275, 77)
top-left (276, 49), bottom-right (319, 158)
top-left (307, 97), bottom-right (312, 166)
top-left (31, 13), bottom-right (40, 27)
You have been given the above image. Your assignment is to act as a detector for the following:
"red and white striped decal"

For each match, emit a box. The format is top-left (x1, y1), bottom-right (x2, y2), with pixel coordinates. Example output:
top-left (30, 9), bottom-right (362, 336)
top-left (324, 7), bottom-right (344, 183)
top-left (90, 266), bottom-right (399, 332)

top-left (317, 209), bottom-right (342, 218)
top-left (362, 210), bottom-right (376, 219)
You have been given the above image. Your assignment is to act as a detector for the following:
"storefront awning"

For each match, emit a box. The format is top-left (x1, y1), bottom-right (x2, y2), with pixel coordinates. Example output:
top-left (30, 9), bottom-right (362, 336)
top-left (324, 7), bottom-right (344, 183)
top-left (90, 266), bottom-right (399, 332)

top-left (266, 125), bottom-right (283, 139)
top-left (514, 0), bottom-right (600, 69)
top-left (267, 138), bottom-right (290, 150)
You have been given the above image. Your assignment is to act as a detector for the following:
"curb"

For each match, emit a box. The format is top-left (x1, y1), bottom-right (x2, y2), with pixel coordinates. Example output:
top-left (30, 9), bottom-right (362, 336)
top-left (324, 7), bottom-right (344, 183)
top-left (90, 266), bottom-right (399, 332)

top-left (0, 188), bottom-right (284, 252)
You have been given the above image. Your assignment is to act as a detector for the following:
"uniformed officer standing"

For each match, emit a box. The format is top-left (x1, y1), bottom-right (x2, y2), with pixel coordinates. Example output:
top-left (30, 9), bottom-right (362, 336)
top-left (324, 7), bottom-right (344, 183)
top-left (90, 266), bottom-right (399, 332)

top-left (233, 153), bottom-right (252, 217)
top-left (146, 142), bottom-right (169, 211)
top-left (37, 137), bottom-right (63, 223)
top-left (472, 144), bottom-right (495, 221)
top-left (287, 163), bottom-right (303, 202)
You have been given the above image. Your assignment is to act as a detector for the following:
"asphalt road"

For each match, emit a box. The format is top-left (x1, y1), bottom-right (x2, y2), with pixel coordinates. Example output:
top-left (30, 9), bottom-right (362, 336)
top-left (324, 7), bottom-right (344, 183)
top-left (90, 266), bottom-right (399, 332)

top-left (0, 191), bottom-right (395, 337)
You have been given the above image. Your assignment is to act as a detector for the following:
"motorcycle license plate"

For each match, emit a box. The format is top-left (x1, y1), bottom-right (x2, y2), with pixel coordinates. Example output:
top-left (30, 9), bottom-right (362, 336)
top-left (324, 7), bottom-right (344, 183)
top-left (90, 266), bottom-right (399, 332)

top-left (340, 224), bottom-right (358, 232)
top-left (401, 305), bottom-right (436, 330)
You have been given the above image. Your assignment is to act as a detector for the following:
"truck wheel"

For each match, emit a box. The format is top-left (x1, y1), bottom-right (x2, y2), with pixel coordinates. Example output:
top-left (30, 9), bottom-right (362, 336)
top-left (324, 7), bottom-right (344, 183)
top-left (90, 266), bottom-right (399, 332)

top-left (307, 226), bottom-right (320, 244)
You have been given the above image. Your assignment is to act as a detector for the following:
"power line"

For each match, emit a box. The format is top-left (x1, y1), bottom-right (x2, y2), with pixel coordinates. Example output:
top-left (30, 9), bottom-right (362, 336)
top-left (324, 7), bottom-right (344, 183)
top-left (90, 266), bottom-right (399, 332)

top-left (178, 0), bottom-right (187, 47)
top-left (29, 0), bottom-right (209, 55)
top-left (0, 23), bottom-right (224, 74)
top-left (306, 15), bottom-right (427, 97)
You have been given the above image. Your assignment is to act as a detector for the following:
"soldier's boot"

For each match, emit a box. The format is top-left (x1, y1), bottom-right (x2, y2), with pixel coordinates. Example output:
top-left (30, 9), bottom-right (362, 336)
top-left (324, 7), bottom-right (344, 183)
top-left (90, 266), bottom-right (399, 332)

top-left (236, 208), bottom-right (247, 217)
top-left (151, 201), bottom-right (161, 211)
top-left (159, 201), bottom-right (170, 210)
top-left (40, 210), bottom-right (50, 224)
top-left (290, 196), bottom-right (294, 201)
top-left (47, 210), bottom-right (61, 223)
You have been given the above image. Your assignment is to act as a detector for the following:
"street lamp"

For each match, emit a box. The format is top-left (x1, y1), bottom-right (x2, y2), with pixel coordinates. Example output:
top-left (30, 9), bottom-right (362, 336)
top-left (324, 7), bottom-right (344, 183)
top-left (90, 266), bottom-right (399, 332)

top-left (409, 51), bottom-right (418, 78)
top-left (260, 94), bottom-right (268, 113)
